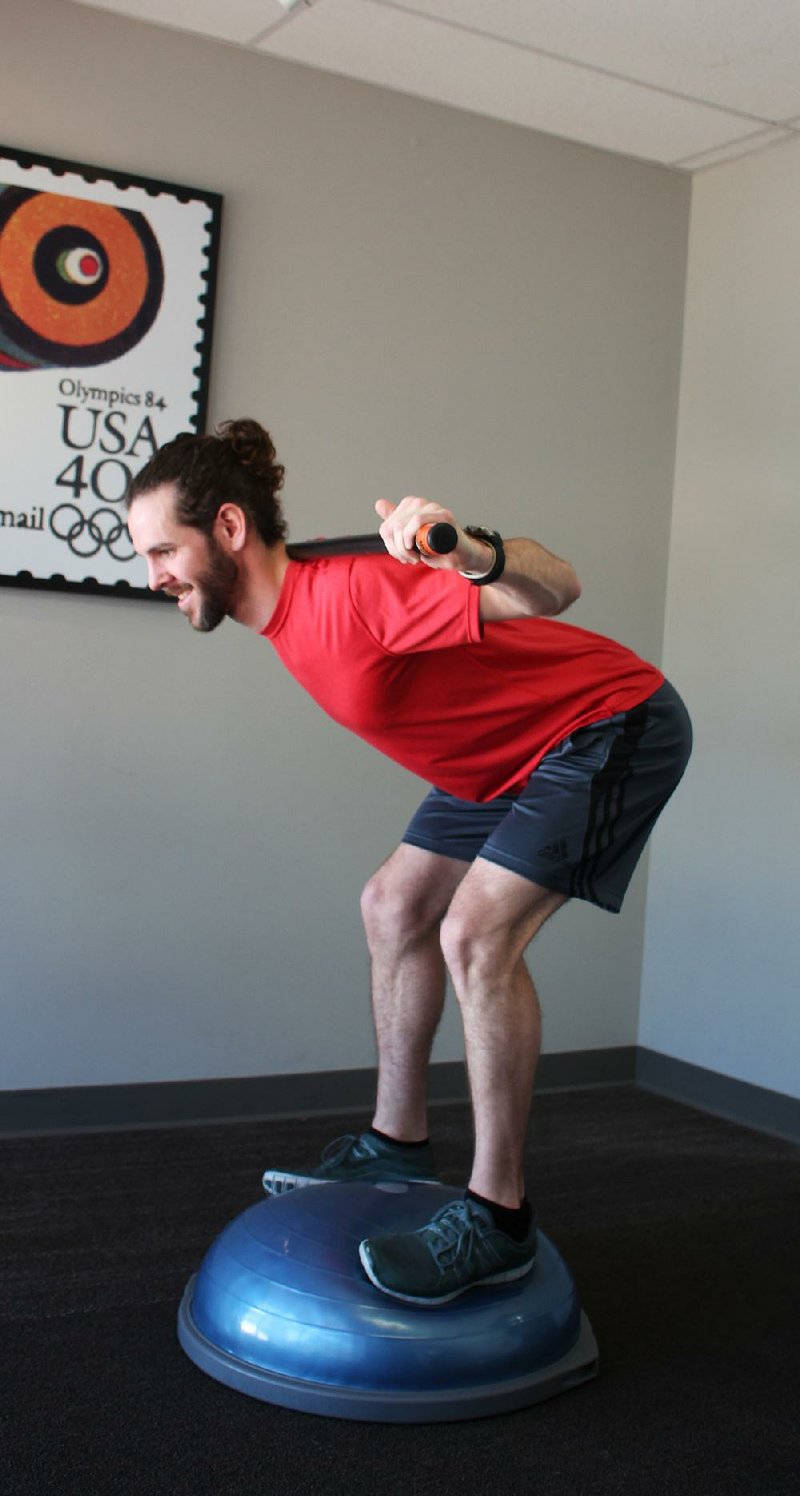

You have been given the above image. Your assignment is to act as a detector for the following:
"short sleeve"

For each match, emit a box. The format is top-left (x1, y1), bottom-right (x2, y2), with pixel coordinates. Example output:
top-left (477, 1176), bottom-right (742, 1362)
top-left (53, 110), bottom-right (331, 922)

top-left (348, 556), bottom-right (483, 654)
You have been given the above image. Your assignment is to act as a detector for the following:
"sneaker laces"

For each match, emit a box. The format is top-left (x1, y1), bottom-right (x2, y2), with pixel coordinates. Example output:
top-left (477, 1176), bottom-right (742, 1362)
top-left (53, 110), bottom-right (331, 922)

top-left (319, 1133), bottom-right (377, 1168)
top-left (420, 1199), bottom-right (497, 1270)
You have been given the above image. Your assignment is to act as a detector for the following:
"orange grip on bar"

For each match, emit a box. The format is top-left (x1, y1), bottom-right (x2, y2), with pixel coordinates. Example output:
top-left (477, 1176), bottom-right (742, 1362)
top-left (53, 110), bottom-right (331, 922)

top-left (416, 521), bottom-right (458, 557)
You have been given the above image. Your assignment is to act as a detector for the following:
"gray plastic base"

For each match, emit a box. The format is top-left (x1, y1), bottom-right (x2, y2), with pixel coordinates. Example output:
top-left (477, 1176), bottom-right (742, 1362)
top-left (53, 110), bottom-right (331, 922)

top-left (179, 1283), bottom-right (597, 1421)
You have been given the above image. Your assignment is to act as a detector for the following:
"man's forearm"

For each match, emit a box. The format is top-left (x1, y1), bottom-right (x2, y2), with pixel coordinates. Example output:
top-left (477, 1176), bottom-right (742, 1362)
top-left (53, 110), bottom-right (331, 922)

top-left (477, 537), bottom-right (581, 621)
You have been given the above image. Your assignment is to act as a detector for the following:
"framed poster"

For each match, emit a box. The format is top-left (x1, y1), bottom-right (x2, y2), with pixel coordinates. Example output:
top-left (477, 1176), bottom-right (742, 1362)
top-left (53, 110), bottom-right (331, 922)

top-left (0, 144), bottom-right (221, 599)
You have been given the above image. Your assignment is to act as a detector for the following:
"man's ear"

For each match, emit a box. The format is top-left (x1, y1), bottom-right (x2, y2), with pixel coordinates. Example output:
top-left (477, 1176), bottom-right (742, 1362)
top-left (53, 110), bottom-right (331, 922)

top-left (214, 503), bottom-right (248, 552)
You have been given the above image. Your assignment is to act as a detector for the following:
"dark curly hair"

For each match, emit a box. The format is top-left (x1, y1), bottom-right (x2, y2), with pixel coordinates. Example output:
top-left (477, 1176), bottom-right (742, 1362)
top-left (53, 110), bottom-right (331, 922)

top-left (126, 419), bottom-right (287, 547)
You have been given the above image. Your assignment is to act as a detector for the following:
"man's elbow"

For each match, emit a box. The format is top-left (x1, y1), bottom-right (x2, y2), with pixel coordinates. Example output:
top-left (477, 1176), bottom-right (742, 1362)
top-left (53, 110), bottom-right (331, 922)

top-left (553, 568), bottom-right (581, 616)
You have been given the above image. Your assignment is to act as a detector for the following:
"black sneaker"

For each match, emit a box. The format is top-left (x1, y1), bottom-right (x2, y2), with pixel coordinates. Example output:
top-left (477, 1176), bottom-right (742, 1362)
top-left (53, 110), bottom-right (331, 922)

top-left (359, 1195), bottom-right (537, 1305)
top-left (262, 1131), bottom-right (438, 1196)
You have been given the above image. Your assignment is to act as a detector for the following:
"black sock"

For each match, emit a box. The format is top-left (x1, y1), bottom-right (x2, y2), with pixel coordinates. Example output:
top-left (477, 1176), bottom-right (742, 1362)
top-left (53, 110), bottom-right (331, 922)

top-left (466, 1188), bottom-right (533, 1242)
top-left (369, 1126), bottom-right (429, 1150)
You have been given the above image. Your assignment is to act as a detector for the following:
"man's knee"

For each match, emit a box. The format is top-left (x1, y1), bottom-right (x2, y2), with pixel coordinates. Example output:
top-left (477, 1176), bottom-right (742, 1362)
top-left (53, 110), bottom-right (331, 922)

top-left (360, 864), bottom-right (404, 939)
top-left (440, 874), bottom-right (566, 987)
top-left (360, 846), bottom-right (464, 947)
top-left (439, 910), bottom-right (511, 988)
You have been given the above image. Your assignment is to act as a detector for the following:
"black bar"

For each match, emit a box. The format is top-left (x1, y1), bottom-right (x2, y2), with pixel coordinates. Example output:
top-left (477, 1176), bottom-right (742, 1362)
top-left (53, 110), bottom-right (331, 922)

top-left (286, 522), bottom-right (458, 562)
top-left (286, 533), bottom-right (385, 560)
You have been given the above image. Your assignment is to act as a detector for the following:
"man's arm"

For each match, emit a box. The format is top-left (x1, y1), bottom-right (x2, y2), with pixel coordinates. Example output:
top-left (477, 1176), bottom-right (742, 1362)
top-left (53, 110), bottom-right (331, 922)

top-left (474, 535), bottom-right (581, 621)
top-left (375, 497), bottom-right (581, 621)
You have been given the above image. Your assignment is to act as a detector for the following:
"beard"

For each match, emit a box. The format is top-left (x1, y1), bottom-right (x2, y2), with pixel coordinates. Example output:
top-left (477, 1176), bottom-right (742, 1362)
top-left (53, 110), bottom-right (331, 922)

top-left (190, 538), bottom-right (238, 632)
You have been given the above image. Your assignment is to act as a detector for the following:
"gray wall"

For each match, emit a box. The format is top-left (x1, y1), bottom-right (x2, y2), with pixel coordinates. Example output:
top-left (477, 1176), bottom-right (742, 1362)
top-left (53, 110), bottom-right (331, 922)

top-left (640, 140), bottom-right (800, 1102)
top-left (1, 0), bottom-right (689, 1092)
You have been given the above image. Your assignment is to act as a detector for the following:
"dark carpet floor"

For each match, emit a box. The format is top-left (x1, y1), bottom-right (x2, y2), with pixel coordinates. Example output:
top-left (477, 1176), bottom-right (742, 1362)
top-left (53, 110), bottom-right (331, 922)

top-left (1, 1086), bottom-right (798, 1496)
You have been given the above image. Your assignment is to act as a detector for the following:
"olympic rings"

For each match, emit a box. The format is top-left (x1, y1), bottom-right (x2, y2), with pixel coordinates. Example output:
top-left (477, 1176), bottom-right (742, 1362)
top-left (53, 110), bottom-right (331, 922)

top-left (49, 503), bottom-right (136, 562)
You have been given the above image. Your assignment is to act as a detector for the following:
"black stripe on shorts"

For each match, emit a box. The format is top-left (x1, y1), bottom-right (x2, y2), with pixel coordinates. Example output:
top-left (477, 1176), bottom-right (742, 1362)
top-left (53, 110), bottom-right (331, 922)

top-left (570, 700), bottom-right (649, 905)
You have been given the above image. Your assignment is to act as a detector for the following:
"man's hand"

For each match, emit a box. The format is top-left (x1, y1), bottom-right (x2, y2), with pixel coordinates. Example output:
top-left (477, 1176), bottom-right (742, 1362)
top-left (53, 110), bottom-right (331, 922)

top-left (375, 496), bottom-right (581, 621)
top-left (375, 497), bottom-right (493, 574)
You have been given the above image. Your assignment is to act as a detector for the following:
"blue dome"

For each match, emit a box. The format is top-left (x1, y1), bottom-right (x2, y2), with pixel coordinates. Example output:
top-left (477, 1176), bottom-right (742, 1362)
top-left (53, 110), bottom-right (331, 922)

top-left (178, 1182), bottom-right (597, 1421)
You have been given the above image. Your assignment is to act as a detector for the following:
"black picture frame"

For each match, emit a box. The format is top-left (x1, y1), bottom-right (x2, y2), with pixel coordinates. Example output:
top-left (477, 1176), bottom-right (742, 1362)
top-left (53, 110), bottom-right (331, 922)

top-left (0, 144), bottom-right (222, 600)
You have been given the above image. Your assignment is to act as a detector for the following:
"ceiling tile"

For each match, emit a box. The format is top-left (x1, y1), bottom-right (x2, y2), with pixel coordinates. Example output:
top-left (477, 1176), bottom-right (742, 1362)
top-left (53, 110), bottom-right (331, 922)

top-left (69, 0), bottom-right (287, 46)
top-left (376, 0), bottom-right (800, 120)
top-left (259, 0), bottom-right (761, 165)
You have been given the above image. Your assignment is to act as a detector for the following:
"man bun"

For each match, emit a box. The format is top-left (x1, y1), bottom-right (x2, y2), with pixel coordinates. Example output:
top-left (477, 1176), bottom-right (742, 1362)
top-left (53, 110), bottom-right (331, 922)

top-left (217, 418), bottom-right (285, 491)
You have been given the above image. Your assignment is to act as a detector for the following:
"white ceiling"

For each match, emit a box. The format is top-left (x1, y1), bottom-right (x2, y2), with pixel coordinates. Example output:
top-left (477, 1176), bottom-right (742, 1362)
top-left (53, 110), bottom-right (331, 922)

top-left (69, 0), bottom-right (800, 172)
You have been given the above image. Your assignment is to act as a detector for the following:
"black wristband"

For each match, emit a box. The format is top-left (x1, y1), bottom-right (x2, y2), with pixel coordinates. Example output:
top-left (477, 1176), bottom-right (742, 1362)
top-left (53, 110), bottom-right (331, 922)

top-left (461, 527), bottom-right (506, 586)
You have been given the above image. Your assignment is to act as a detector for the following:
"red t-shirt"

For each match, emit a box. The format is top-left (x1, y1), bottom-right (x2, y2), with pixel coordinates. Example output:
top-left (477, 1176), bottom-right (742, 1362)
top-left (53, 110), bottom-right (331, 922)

top-left (262, 554), bottom-right (664, 802)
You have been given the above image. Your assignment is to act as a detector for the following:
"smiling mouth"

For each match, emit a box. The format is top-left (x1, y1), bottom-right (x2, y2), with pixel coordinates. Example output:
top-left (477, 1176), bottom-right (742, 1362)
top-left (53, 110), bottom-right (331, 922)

top-left (166, 586), bottom-right (193, 609)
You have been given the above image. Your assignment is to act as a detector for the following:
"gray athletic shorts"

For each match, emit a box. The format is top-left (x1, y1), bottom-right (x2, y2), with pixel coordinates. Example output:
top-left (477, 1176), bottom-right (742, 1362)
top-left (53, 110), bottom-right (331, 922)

top-left (402, 680), bottom-right (692, 912)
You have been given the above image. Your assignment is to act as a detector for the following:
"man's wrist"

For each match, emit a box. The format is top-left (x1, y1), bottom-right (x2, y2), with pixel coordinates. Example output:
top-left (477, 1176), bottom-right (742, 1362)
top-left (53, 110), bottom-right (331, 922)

top-left (459, 527), bottom-right (506, 586)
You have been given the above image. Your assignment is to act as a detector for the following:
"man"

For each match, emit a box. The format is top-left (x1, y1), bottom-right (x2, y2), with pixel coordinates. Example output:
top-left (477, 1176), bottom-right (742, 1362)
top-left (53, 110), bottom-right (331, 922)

top-left (126, 418), bottom-right (691, 1307)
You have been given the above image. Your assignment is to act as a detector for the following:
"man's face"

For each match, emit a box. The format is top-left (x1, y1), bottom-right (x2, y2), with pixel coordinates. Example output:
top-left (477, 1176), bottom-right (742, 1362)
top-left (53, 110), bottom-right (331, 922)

top-left (127, 484), bottom-right (238, 632)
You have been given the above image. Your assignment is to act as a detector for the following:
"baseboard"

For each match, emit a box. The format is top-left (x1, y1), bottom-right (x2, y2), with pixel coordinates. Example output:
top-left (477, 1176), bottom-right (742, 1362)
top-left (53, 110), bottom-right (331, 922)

top-left (0, 1047), bottom-right (637, 1136)
top-left (636, 1048), bottom-right (800, 1145)
top-left (2, 1047), bottom-right (795, 1142)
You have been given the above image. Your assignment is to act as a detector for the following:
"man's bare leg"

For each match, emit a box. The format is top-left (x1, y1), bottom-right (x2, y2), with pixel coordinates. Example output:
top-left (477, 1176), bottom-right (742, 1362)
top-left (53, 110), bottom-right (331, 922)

top-left (360, 843), bottom-right (469, 1143)
top-left (440, 859), bottom-right (568, 1207)
top-left (358, 859), bottom-right (567, 1302)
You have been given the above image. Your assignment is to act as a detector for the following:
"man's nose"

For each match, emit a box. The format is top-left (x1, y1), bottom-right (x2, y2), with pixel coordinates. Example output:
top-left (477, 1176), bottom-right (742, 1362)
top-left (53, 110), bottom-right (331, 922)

top-left (147, 558), bottom-right (168, 591)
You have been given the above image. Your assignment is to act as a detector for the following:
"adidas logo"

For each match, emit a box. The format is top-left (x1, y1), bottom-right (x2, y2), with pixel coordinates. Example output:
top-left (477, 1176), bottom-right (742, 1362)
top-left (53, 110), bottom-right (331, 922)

top-left (538, 839), bottom-right (569, 862)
